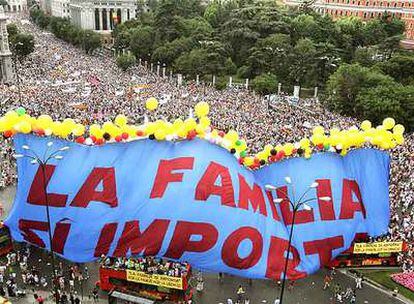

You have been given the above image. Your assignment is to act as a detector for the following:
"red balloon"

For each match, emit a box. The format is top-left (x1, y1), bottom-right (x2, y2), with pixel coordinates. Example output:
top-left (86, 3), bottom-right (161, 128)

top-left (317, 143), bottom-right (324, 150)
top-left (76, 136), bottom-right (85, 144)
top-left (37, 129), bottom-right (45, 136)
top-left (115, 135), bottom-right (122, 142)
top-left (218, 131), bottom-right (225, 137)
top-left (122, 132), bottom-right (129, 140)
top-left (3, 130), bottom-right (13, 138)
top-left (136, 130), bottom-right (144, 137)
top-left (238, 158), bottom-right (244, 164)
top-left (90, 136), bottom-right (97, 143)
top-left (96, 138), bottom-right (104, 145)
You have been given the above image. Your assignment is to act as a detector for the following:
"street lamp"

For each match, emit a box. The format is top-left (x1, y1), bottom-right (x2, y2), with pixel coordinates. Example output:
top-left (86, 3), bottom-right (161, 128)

top-left (265, 178), bottom-right (331, 304)
top-left (14, 141), bottom-right (70, 303)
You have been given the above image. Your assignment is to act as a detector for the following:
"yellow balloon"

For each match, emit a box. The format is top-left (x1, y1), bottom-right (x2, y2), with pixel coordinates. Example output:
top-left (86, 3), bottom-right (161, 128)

top-left (73, 124), bottom-right (85, 136)
top-left (360, 120), bottom-right (371, 131)
top-left (199, 116), bottom-right (211, 128)
top-left (154, 129), bottom-right (166, 140)
top-left (115, 115), bottom-right (127, 127)
top-left (382, 117), bottom-right (395, 130)
top-left (330, 128), bottom-right (340, 135)
top-left (393, 124), bottom-right (405, 135)
top-left (299, 138), bottom-right (310, 148)
top-left (19, 121), bottom-right (32, 134)
top-left (225, 130), bottom-right (239, 142)
top-left (244, 157), bottom-right (254, 166)
top-left (194, 102), bottom-right (210, 118)
top-left (0, 118), bottom-right (6, 132)
top-left (184, 118), bottom-right (197, 131)
top-left (313, 126), bottom-right (324, 135)
top-left (284, 143), bottom-right (294, 156)
top-left (145, 97), bottom-right (159, 111)
top-left (145, 122), bottom-right (156, 134)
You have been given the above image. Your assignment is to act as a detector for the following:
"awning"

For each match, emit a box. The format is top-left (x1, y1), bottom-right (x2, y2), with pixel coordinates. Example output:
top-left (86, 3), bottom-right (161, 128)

top-left (109, 291), bottom-right (154, 304)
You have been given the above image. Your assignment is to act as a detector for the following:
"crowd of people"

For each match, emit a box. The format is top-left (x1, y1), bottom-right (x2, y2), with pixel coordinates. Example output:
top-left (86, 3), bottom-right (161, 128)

top-left (0, 244), bottom-right (90, 304)
top-left (0, 13), bottom-right (412, 282)
top-left (101, 256), bottom-right (189, 278)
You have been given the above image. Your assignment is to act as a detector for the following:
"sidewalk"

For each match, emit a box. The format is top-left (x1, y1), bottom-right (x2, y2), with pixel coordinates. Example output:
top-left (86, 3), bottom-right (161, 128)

top-left (339, 269), bottom-right (413, 304)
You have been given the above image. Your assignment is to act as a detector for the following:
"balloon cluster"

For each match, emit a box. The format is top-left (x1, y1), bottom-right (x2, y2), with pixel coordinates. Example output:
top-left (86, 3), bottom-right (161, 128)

top-left (0, 100), bottom-right (405, 170)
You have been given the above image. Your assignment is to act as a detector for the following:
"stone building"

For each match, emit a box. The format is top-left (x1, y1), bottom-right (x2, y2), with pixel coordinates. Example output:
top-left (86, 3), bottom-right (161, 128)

top-left (284, 0), bottom-right (414, 47)
top-left (51, 0), bottom-right (71, 18)
top-left (0, 6), bottom-right (14, 83)
top-left (3, 0), bottom-right (27, 12)
top-left (69, 0), bottom-right (136, 31)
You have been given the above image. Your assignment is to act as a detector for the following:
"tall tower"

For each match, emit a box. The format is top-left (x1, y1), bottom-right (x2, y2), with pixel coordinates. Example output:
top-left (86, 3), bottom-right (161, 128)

top-left (0, 6), bottom-right (14, 83)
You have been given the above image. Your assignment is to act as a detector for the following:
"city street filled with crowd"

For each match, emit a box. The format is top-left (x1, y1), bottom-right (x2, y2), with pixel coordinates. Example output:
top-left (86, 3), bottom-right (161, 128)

top-left (0, 13), bottom-right (413, 304)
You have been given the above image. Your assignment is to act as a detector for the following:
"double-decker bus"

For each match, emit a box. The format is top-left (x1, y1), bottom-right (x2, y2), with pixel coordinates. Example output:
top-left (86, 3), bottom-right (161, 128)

top-left (0, 223), bottom-right (13, 257)
top-left (98, 257), bottom-right (193, 304)
top-left (329, 234), bottom-right (407, 268)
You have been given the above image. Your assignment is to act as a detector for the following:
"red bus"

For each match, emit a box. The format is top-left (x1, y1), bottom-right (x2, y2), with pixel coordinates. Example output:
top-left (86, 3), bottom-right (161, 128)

top-left (0, 223), bottom-right (13, 257)
top-left (329, 234), bottom-right (407, 268)
top-left (98, 257), bottom-right (193, 304)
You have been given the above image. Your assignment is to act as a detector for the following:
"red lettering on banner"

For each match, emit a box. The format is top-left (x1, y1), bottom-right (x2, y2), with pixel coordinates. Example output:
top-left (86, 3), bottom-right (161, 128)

top-left (71, 168), bottom-right (118, 208)
top-left (222, 227), bottom-right (263, 269)
top-left (150, 157), bottom-right (194, 199)
top-left (277, 186), bottom-right (314, 225)
top-left (27, 165), bottom-right (67, 207)
top-left (165, 221), bottom-right (218, 259)
top-left (195, 162), bottom-right (235, 207)
top-left (265, 190), bottom-right (281, 221)
top-left (339, 179), bottom-right (366, 219)
top-left (315, 179), bottom-right (335, 221)
top-left (51, 222), bottom-right (71, 254)
top-left (266, 236), bottom-right (306, 280)
top-left (19, 219), bottom-right (71, 253)
top-left (303, 236), bottom-right (344, 266)
top-left (238, 174), bottom-right (267, 216)
top-left (113, 220), bottom-right (170, 256)
top-left (94, 223), bottom-right (118, 257)
top-left (19, 219), bottom-right (48, 247)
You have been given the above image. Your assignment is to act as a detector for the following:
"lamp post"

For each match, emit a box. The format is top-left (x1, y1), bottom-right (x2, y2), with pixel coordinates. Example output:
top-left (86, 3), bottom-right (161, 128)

top-left (265, 177), bottom-right (331, 304)
top-left (14, 141), bottom-right (70, 304)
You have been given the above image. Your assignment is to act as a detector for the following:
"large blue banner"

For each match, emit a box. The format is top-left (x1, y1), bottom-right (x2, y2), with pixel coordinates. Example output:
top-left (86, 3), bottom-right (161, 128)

top-left (5, 134), bottom-right (390, 280)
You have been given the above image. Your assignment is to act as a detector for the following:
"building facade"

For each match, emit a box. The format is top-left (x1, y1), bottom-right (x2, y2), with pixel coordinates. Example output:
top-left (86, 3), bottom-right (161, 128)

top-left (284, 0), bottom-right (414, 42)
top-left (4, 0), bottom-right (28, 12)
top-left (70, 0), bottom-right (136, 31)
top-left (51, 0), bottom-right (71, 18)
top-left (0, 6), bottom-right (14, 83)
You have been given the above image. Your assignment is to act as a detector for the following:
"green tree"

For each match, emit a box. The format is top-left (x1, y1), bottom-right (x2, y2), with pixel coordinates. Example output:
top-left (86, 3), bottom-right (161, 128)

top-left (83, 30), bottom-right (101, 53)
top-left (376, 54), bottom-right (414, 85)
top-left (356, 84), bottom-right (414, 131)
top-left (289, 38), bottom-right (316, 86)
top-left (224, 57), bottom-right (237, 75)
top-left (6, 24), bottom-right (19, 41)
top-left (175, 16), bottom-right (213, 40)
top-left (116, 53), bottom-right (137, 71)
top-left (129, 26), bottom-right (154, 59)
top-left (251, 73), bottom-right (278, 95)
top-left (152, 37), bottom-right (196, 66)
top-left (12, 33), bottom-right (35, 59)
top-left (325, 63), bottom-right (395, 117)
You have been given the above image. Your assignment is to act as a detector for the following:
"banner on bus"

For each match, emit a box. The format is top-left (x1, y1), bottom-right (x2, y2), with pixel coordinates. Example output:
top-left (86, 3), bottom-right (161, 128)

top-left (353, 242), bottom-right (403, 254)
top-left (5, 134), bottom-right (391, 280)
top-left (126, 270), bottom-right (183, 290)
